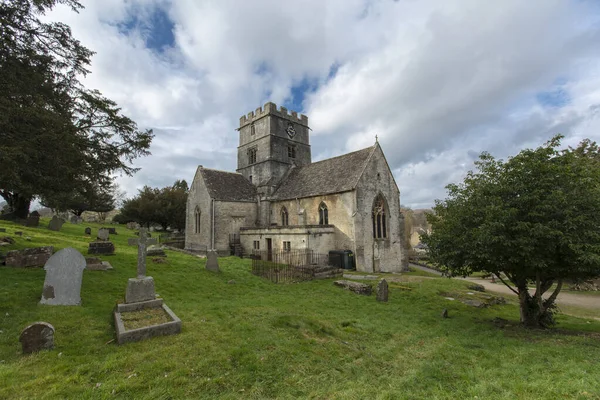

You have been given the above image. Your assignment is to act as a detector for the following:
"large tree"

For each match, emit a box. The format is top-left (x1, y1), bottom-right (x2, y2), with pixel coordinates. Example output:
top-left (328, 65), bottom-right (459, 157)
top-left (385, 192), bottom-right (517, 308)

top-left (423, 136), bottom-right (600, 328)
top-left (0, 0), bottom-right (152, 218)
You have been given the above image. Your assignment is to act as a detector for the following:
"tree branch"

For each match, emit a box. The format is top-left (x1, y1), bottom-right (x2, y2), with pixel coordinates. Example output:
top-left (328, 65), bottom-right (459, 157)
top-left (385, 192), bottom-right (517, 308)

top-left (543, 279), bottom-right (563, 312)
top-left (496, 273), bottom-right (520, 295)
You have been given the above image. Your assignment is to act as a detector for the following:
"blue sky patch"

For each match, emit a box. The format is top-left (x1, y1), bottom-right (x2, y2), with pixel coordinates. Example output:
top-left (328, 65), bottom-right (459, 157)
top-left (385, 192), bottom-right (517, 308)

top-left (117, 5), bottom-right (175, 52)
top-left (536, 86), bottom-right (570, 108)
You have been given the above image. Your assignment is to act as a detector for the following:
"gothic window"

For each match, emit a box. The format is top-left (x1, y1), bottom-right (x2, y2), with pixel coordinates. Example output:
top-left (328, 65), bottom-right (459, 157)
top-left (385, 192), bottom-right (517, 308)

top-left (288, 145), bottom-right (296, 159)
top-left (250, 123), bottom-right (255, 135)
top-left (248, 148), bottom-right (257, 164)
top-left (283, 241), bottom-right (291, 252)
top-left (319, 202), bottom-right (328, 225)
top-left (194, 206), bottom-right (201, 234)
top-left (281, 206), bottom-right (289, 226)
top-left (253, 240), bottom-right (260, 250)
top-left (372, 195), bottom-right (387, 239)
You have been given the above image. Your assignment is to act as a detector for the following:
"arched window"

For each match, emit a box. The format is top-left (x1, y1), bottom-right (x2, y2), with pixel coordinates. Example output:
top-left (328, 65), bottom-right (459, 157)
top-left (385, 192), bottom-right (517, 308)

top-left (194, 206), bottom-right (201, 234)
top-left (319, 202), bottom-right (328, 225)
top-left (372, 195), bottom-right (387, 239)
top-left (281, 206), bottom-right (289, 226)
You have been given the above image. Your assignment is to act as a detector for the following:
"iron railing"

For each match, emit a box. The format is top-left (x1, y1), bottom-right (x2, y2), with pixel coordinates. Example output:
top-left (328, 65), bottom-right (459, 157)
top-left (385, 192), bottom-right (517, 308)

top-left (250, 249), bottom-right (329, 283)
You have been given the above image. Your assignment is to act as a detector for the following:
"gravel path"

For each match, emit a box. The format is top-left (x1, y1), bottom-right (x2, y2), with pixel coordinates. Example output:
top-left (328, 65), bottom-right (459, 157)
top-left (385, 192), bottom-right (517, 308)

top-left (409, 263), bottom-right (600, 310)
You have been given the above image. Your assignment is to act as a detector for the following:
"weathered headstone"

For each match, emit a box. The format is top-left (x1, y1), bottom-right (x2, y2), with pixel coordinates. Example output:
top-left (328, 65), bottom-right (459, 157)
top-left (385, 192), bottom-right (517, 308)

top-left (5, 246), bottom-right (53, 268)
top-left (25, 215), bottom-right (40, 227)
top-left (70, 216), bottom-right (81, 224)
top-left (376, 279), bottom-right (389, 302)
top-left (125, 228), bottom-right (158, 303)
top-left (88, 242), bottom-right (115, 255)
top-left (206, 250), bottom-right (220, 272)
top-left (40, 247), bottom-right (86, 305)
top-left (147, 245), bottom-right (166, 257)
top-left (105, 227), bottom-right (117, 235)
top-left (48, 216), bottom-right (65, 231)
top-left (19, 322), bottom-right (55, 354)
top-left (441, 309), bottom-right (449, 318)
top-left (84, 227), bottom-right (91, 235)
top-left (85, 257), bottom-right (113, 271)
top-left (97, 228), bottom-right (109, 241)
top-left (30, 210), bottom-right (41, 217)
top-left (126, 222), bottom-right (139, 230)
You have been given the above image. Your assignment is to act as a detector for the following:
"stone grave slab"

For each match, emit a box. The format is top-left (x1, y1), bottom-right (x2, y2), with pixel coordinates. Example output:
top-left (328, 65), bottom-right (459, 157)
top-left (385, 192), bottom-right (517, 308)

top-left (206, 250), bottom-right (220, 272)
top-left (48, 216), bottom-right (65, 231)
top-left (376, 279), bottom-right (389, 302)
top-left (19, 322), bottom-right (55, 354)
top-left (97, 228), bottom-right (109, 241)
top-left (6, 246), bottom-right (53, 268)
top-left (88, 241), bottom-right (115, 255)
top-left (333, 280), bottom-right (372, 295)
top-left (85, 257), bottom-right (113, 271)
top-left (40, 247), bottom-right (86, 305)
top-left (147, 245), bottom-right (166, 257)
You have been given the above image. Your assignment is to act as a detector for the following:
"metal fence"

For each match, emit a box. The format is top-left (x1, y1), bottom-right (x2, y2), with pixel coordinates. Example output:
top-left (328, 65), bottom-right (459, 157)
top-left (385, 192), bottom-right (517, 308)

top-left (250, 249), bottom-right (329, 283)
top-left (159, 233), bottom-right (185, 249)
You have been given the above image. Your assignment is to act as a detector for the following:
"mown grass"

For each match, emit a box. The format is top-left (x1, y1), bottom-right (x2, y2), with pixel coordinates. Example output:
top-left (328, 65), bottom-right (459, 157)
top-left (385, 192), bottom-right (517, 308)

top-left (1, 219), bottom-right (600, 399)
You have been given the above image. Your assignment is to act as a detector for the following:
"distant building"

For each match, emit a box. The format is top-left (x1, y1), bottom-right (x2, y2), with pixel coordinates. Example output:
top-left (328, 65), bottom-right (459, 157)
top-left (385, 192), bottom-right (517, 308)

top-left (185, 102), bottom-right (407, 272)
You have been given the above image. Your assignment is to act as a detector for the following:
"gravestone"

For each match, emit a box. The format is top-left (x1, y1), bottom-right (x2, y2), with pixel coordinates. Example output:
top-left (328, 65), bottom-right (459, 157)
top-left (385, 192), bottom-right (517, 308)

top-left (126, 228), bottom-right (158, 303)
top-left (85, 257), bottom-right (113, 271)
top-left (19, 322), bottom-right (55, 354)
top-left (15, 231), bottom-right (23, 236)
top-left (0, 228), bottom-right (5, 232)
top-left (40, 247), bottom-right (86, 305)
top-left (25, 215), bottom-right (40, 227)
top-left (70, 216), bottom-right (81, 224)
top-left (147, 245), bottom-right (166, 257)
top-left (376, 279), bottom-right (389, 302)
top-left (441, 309), bottom-right (449, 318)
top-left (126, 222), bottom-right (139, 230)
top-left (333, 280), bottom-right (372, 295)
top-left (30, 210), bottom-right (41, 217)
top-left (88, 241), bottom-right (115, 255)
top-left (97, 228), bottom-right (109, 241)
top-left (48, 216), bottom-right (65, 231)
top-left (84, 227), bottom-right (91, 235)
top-left (6, 246), bottom-right (53, 268)
top-left (105, 227), bottom-right (117, 235)
top-left (206, 250), bottom-right (220, 272)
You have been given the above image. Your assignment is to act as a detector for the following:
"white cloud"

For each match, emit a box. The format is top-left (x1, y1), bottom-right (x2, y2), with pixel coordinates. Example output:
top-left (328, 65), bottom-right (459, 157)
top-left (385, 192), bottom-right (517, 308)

top-left (45, 0), bottom-right (600, 207)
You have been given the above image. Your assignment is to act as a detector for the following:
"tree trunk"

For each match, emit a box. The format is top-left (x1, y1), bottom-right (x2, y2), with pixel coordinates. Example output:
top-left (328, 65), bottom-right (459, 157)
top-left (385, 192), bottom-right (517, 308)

top-left (517, 282), bottom-right (558, 328)
top-left (0, 192), bottom-right (32, 219)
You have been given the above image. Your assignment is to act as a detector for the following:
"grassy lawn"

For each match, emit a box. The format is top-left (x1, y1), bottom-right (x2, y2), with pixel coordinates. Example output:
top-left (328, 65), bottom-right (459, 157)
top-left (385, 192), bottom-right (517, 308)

top-left (1, 219), bottom-right (600, 399)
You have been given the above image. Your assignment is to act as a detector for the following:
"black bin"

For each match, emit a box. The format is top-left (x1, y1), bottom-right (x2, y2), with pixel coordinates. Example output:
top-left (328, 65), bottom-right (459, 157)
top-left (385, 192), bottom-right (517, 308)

top-left (328, 250), bottom-right (356, 270)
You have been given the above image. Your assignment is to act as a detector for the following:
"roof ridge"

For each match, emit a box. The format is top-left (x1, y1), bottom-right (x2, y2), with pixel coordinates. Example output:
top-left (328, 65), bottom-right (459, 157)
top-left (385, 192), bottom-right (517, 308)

top-left (201, 167), bottom-right (243, 175)
top-left (304, 146), bottom-right (374, 168)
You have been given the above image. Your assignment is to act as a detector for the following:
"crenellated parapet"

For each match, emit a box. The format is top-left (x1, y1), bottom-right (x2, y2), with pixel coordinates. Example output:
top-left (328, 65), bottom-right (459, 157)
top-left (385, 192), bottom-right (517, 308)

top-left (239, 102), bottom-right (308, 128)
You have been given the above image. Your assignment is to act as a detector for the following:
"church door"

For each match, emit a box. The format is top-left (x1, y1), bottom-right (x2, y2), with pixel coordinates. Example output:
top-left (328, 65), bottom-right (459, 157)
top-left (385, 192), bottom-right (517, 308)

top-left (266, 238), bottom-right (272, 261)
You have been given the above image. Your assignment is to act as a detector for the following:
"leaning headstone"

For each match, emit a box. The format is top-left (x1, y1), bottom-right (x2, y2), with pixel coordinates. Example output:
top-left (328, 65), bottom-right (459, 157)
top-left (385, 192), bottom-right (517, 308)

top-left (84, 227), bottom-right (91, 235)
top-left (40, 247), bottom-right (86, 305)
top-left (5, 246), bottom-right (53, 268)
top-left (97, 228), bottom-right (109, 241)
top-left (19, 322), bottom-right (55, 354)
top-left (25, 215), bottom-right (40, 227)
top-left (206, 250), bottom-right (220, 272)
top-left (376, 279), bottom-right (389, 302)
top-left (88, 242), bottom-right (115, 255)
top-left (48, 216), bottom-right (65, 231)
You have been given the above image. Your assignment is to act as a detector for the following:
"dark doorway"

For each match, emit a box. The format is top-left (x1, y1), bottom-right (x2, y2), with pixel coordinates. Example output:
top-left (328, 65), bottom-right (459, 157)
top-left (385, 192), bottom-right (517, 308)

top-left (266, 238), bottom-right (272, 261)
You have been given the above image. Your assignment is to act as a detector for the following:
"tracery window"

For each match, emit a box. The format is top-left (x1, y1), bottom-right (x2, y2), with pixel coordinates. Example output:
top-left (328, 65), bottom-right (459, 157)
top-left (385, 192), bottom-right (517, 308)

top-left (281, 206), bottom-right (289, 226)
top-left (319, 202), bottom-right (328, 225)
top-left (372, 195), bottom-right (387, 239)
top-left (194, 206), bottom-right (201, 234)
top-left (288, 145), bottom-right (296, 159)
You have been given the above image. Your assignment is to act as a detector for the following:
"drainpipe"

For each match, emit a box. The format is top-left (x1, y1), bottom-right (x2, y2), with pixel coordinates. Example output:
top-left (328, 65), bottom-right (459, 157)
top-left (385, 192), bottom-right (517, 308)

top-left (211, 199), bottom-right (215, 250)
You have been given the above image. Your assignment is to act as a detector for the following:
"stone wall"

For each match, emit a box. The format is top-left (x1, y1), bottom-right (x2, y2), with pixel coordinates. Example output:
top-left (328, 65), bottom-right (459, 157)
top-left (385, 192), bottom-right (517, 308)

top-left (269, 192), bottom-right (355, 252)
top-left (213, 201), bottom-right (257, 254)
top-left (240, 225), bottom-right (335, 255)
top-left (185, 167), bottom-right (213, 252)
top-left (354, 144), bottom-right (405, 272)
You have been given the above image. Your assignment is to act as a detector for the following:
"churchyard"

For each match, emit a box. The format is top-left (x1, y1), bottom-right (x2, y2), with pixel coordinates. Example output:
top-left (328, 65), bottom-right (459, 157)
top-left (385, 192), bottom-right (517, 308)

top-left (0, 219), bottom-right (599, 399)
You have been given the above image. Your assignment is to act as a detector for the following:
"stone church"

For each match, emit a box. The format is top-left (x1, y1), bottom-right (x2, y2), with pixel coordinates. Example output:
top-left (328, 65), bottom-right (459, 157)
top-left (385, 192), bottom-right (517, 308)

top-left (185, 102), bottom-right (407, 272)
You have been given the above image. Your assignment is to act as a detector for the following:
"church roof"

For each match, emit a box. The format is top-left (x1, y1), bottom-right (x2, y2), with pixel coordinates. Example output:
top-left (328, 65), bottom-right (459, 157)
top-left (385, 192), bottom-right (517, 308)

top-left (272, 146), bottom-right (375, 200)
top-left (200, 168), bottom-right (257, 202)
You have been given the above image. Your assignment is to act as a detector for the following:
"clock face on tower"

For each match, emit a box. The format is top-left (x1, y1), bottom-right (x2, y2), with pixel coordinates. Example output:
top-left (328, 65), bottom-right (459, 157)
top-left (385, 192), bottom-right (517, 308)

top-left (286, 123), bottom-right (296, 138)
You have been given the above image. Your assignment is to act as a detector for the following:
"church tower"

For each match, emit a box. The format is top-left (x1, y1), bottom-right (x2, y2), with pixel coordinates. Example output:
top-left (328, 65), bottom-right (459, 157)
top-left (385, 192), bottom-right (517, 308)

top-left (236, 102), bottom-right (311, 195)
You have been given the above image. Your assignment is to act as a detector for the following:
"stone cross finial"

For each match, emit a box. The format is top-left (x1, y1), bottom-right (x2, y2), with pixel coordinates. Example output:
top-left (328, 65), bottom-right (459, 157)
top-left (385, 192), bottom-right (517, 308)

top-left (128, 228), bottom-right (157, 278)
top-left (375, 134), bottom-right (379, 143)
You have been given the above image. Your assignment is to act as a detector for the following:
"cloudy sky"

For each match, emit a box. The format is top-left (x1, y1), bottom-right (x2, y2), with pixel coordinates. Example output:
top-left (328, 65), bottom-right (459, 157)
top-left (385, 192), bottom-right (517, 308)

top-left (47, 0), bottom-right (600, 209)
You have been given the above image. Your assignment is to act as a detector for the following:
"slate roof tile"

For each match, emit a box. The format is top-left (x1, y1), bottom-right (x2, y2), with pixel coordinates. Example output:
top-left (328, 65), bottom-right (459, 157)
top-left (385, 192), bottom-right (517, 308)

top-left (200, 168), bottom-right (257, 202)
